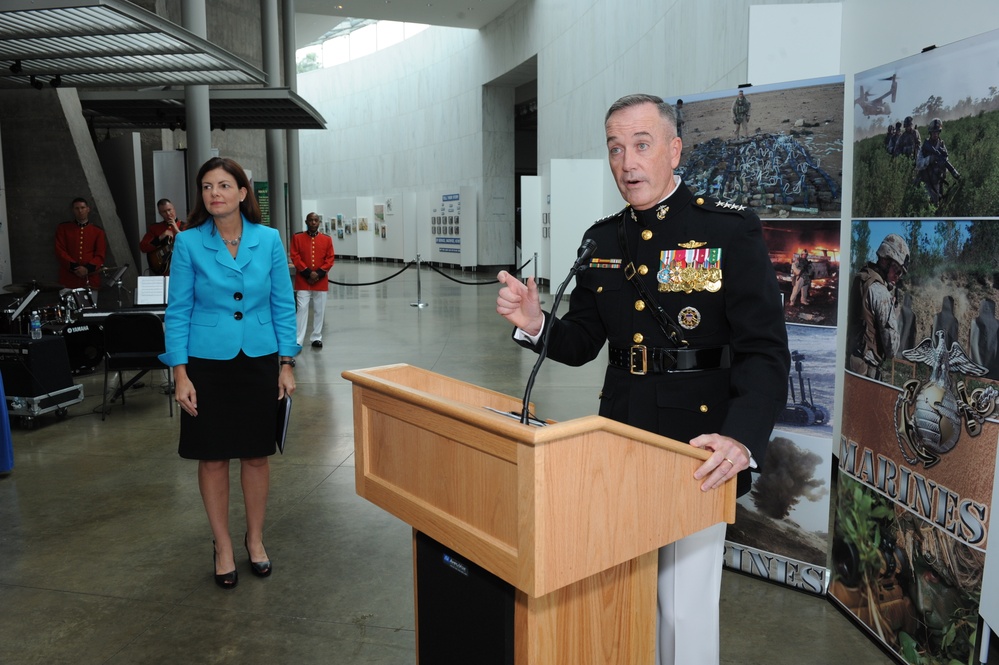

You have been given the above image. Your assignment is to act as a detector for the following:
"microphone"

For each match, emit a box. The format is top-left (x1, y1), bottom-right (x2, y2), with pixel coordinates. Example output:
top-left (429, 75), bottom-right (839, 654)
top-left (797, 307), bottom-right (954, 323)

top-left (571, 239), bottom-right (598, 273)
top-left (519, 239), bottom-right (598, 424)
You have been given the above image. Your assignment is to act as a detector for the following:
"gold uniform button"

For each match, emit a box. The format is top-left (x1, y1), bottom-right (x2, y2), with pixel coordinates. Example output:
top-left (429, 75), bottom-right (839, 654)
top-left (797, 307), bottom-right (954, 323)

top-left (633, 333), bottom-right (644, 343)
top-left (635, 300), bottom-right (645, 312)
top-left (596, 286), bottom-right (603, 293)
top-left (638, 264), bottom-right (648, 275)
top-left (699, 404), bottom-right (709, 413)
top-left (696, 197), bottom-right (705, 205)
top-left (641, 229), bottom-right (653, 241)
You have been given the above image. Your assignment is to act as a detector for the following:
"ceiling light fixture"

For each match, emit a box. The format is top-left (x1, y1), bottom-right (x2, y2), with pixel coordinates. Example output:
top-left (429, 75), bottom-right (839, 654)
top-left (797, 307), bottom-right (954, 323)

top-left (30, 75), bottom-right (43, 90)
top-left (9, 60), bottom-right (23, 74)
top-left (51, 74), bottom-right (62, 88)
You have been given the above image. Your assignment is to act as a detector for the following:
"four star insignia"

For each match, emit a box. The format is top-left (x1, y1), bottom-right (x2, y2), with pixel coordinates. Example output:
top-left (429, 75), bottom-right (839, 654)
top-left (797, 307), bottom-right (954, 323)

top-left (714, 200), bottom-right (748, 211)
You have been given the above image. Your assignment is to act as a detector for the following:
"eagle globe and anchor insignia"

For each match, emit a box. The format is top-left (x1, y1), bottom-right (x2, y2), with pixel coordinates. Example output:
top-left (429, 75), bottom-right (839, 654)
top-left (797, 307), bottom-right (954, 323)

top-left (894, 330), bottom-right (998, 469)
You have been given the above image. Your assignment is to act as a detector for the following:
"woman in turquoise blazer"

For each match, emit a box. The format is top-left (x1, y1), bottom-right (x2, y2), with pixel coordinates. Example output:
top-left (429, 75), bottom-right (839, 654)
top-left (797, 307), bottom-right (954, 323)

top-left (161, 157), bottom-right (300, 590)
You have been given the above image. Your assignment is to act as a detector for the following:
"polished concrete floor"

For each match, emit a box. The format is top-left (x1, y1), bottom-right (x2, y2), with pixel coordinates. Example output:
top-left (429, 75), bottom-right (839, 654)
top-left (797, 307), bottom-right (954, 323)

top-left (0, 259), bottom-right (945, 664)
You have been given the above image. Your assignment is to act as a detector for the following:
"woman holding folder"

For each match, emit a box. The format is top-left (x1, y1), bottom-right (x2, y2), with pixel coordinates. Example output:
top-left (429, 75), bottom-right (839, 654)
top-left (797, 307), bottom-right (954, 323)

top-left (160, 157), bottom-right (300, 590)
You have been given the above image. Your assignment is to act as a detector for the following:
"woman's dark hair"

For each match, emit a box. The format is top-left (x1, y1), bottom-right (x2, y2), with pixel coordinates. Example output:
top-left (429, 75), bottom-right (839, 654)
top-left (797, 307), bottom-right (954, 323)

top-left (186, 157), bottom-right (262, 228)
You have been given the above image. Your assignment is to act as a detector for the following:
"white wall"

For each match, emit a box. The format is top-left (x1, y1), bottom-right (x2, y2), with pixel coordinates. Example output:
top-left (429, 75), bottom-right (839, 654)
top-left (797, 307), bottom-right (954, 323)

top-left (296, 0), bottom-right (999, 267)
top-left (296, 0), bottom-right (811, 268)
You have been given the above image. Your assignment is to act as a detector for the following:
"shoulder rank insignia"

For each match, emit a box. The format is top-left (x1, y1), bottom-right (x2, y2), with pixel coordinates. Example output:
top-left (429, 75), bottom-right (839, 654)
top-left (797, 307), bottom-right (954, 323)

top-left (593, 207), bottom-right (627, 227)
top-left (694, 196), bottom-right (748, 212)
top-left (678, 240), bottom-right (707, 249)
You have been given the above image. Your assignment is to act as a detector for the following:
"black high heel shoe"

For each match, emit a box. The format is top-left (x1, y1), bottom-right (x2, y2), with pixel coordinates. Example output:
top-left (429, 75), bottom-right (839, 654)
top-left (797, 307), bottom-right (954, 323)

top-left (213, 541), bottom-right (238, 590)
top-left (244, 533), bottom-right (272, 578)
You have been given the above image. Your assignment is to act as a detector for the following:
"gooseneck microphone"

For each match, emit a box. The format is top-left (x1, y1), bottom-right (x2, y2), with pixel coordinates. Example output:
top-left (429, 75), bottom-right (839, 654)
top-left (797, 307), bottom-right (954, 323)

top-left (519, 239), bottom-right (598, 424)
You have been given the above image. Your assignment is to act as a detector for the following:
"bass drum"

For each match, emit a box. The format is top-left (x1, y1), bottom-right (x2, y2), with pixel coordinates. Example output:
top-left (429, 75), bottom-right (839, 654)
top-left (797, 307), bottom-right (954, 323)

top-left (42, 322), bottom-right (104, 374)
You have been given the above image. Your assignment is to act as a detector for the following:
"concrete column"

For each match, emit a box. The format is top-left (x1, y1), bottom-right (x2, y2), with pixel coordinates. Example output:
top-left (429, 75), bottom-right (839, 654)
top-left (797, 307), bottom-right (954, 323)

top-left (283, 0), bottom-right (303, 232)
top-left (262, 0), bottom-right (288, 246)
top-left (182, 0), bottom-right (212, 207)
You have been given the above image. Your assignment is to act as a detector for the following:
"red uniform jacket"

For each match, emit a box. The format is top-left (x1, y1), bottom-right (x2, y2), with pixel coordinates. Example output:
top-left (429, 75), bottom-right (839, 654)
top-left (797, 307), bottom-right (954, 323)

top-left (54, 221), bottom-right (107, 289)
top-left (290, 231), bottom-right (335, 291)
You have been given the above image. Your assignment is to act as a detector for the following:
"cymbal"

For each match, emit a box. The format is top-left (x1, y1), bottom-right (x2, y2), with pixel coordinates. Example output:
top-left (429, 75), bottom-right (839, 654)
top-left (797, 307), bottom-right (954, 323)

top-left (3, 281), bottom-right (63, 295)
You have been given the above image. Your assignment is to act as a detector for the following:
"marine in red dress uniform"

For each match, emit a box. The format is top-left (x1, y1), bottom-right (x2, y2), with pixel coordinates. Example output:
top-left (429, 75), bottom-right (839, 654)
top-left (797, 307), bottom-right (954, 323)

top-left (290, 212), bottom-right (335, 347)
top-left (54, 197), bottom-right (107, 289)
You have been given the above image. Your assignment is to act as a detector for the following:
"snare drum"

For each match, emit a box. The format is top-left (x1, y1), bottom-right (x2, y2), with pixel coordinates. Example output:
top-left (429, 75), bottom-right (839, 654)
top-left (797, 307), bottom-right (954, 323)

top-left (38, 304), bottom-right (68, 325)
top-left (69, 287), bottom-right (97, 311)
top-left (60, 287), bottom-right (97, 319)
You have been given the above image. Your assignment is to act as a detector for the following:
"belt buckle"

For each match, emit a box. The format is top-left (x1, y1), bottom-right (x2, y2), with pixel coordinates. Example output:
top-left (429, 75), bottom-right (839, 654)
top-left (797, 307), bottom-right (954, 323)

top-left (629, 344), bottom-right (647, 375)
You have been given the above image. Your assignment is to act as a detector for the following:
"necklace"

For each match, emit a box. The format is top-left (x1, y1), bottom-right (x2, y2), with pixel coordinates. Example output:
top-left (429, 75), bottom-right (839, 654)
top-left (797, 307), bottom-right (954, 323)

top-left (221, 235), bottom-right (241, 246)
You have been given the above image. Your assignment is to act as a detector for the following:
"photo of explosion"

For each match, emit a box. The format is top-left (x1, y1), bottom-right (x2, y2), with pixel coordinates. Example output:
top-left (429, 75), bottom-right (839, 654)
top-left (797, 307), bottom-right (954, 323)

top-left (763, 220), bottom-right (841, 327)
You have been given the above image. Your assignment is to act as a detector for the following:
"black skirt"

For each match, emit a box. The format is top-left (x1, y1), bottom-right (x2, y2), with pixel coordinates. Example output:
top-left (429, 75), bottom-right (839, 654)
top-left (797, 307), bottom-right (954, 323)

top-left (178, 352), bottom-right (278, 460)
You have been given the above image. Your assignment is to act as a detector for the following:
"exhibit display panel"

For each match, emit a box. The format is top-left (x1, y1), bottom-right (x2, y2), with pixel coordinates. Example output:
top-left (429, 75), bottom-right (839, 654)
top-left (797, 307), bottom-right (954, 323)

top-left (519, 175), bottom-right (548, 283)
top-left (835, 29), bottom-right (999, 664)
top-left (666, 76), bottom-right (845, 595)
top-left (425, 186), bottom-right (476, 268)
top-left (549, 160), bottom-right (602, 293)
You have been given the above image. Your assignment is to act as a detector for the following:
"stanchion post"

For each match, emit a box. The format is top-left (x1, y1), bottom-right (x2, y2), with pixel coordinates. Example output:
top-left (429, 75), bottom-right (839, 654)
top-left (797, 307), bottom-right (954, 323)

top-left (410, 254), bottom-right (429, 308)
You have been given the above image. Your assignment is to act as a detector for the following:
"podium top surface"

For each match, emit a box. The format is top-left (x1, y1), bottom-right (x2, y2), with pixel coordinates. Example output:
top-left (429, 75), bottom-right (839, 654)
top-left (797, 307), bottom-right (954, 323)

top-left (342, 363), bottom-right (709, 459)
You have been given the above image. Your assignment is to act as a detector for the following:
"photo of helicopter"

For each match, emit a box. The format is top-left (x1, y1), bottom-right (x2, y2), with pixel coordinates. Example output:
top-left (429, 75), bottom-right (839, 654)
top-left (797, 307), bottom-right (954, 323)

top-left (854, 73), bottom-right (897, 117)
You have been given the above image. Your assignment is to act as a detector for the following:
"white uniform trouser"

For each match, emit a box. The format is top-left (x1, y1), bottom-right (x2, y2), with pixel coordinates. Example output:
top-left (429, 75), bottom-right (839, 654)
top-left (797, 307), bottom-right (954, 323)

top-left (655, 521), bottom-right (726, 665)
top-left (295, 289), bottom-right (328, 345)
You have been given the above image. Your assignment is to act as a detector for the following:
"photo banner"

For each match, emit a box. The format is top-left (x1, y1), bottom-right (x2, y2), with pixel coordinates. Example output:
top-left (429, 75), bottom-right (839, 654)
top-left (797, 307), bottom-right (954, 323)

top-left (667, 76), bottom-right (844, 594)
top-left (834, 220), bottom-right (998, 664)
top-left (834, 28), bottom-right (999, 664)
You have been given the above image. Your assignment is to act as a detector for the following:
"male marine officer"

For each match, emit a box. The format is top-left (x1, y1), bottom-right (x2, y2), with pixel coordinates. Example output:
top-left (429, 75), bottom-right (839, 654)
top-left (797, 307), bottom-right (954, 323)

top-left (496, 93), bottom-right (789, 665)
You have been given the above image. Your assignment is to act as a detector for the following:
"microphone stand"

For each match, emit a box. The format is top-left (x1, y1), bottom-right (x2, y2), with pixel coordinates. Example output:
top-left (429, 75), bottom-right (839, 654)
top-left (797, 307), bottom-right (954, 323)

top-left (106, 264), bottom-right (130, 310)
top-left (520, 240), bottom-right (597, 424)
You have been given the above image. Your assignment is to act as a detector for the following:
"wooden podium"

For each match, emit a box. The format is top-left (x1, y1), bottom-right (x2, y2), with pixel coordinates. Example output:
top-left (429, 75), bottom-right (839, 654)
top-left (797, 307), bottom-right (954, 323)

top-left (342, 364), bottom-right (735, 665)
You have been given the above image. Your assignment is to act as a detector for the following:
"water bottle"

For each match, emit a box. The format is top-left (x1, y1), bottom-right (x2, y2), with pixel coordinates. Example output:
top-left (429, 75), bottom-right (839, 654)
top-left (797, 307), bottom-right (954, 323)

top-left (30, 310), bottom-right (42, 339)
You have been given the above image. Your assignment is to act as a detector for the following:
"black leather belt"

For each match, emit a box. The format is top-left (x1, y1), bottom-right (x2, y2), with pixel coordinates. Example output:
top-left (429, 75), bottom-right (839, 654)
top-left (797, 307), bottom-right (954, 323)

top-left (608, 345), bottom-right (730, 375)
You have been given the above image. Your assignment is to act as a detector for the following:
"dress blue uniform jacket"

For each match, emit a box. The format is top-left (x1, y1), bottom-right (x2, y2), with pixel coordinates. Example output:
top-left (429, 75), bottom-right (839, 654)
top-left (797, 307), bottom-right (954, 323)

top-left (517, 184), bottom-right (789, 496)
top-left (159, 217), bottom-right (301, 367)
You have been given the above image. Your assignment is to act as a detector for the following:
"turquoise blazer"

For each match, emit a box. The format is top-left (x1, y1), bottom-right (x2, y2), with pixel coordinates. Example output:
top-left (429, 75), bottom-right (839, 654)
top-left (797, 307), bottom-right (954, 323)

top-left (159, 217), bottom-right (301, 367)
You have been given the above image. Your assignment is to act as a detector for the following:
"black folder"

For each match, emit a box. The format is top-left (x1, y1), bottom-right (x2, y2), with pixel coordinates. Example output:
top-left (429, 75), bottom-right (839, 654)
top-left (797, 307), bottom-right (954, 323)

top-left (276, 395), bottom-right (292, 454)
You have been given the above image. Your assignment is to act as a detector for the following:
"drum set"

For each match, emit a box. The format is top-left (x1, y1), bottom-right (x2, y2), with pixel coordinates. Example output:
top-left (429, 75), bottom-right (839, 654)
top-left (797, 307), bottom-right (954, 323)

top-left (2, 281), bottom-right (97, 327)
top-left (2, 277), bottom-right (110, 373)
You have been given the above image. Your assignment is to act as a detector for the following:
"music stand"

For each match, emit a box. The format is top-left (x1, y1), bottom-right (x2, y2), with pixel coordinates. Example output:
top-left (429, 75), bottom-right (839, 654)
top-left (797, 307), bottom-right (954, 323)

top-left (8, 288), bottom-right (40, 322)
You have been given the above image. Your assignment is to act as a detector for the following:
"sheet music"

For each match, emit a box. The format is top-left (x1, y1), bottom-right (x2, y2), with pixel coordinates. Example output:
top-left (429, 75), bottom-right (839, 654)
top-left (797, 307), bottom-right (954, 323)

top-left (136, 276), bottom-right (169, 305)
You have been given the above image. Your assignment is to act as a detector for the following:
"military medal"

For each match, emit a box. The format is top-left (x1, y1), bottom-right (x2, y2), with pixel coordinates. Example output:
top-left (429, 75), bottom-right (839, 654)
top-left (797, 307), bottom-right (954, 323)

top-left (678, 306), bottom-right (701, 330)
top-left (658, 247), bottom-right (723, 292)
top-left (589, 258), bottom-right (621, 269)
